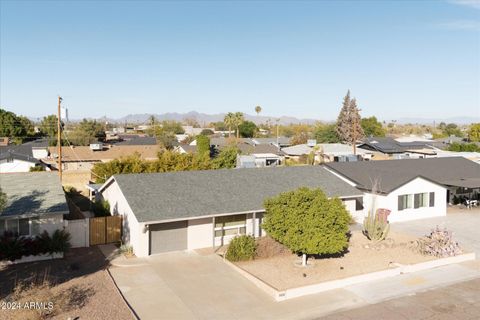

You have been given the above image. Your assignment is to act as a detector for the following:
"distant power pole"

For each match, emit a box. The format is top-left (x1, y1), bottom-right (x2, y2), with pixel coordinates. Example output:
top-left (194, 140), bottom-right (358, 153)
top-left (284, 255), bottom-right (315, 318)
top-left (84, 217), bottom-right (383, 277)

top-left (57, 96), bottom-right (63, 182)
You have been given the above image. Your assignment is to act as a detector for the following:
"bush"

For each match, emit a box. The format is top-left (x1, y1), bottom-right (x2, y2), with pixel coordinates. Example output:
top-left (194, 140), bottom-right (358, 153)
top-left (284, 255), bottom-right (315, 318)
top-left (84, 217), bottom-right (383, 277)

top-left (29, 165), bottom-right (45, 172)
top-left (262, 188), bottom-right (351, 266)
top-left (225, 235), bottom-right (257, 262)
top-left (93, 200), bottom-right (110, 217)
top-left (411, 226), bottom-right (462, 258)
top-left (0, 229), bottom-right (71, 262)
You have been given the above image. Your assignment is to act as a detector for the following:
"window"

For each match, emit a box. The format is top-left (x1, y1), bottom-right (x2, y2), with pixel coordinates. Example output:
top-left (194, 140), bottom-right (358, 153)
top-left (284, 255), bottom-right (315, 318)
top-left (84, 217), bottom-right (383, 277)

top-left (31, 218), bottom-right (41, 235)
top-left (214, 214), bottom-right (247, 238)
top-left (414, 193), bottom-right (429, 209)
top-left (429, 192), bottom-right (435, 207)
top-left (5, 219), bottom-right (18, 234)
top-left (19, 219), bottom-right (30, 236)
top-left (398, 194), bottom-right (413, 211)
top-left (355, 197), bottom-right (364, 211)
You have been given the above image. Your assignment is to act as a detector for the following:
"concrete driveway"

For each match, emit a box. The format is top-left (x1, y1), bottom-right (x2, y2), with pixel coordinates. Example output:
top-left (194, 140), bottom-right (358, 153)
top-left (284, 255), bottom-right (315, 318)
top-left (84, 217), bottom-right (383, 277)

top-left (392, 210), bottom-right (480, 256)
top-left (109, 212), bottom-right (480, 320)
top-left (109, 252), bottom-right (365, 320)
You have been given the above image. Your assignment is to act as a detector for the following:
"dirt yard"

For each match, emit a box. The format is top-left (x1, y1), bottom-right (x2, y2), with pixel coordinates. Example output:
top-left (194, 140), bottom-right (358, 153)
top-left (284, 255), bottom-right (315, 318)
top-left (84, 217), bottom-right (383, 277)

top-left (0, 247), bottom-right (134, 320)
top-left (236, 231), bottom-right (437, 291)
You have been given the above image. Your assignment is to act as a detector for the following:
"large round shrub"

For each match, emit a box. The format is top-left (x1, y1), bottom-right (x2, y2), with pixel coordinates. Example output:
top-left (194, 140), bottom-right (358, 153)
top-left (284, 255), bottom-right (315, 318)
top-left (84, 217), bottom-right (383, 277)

top-left (262, 187), bottom-right (351, 265)
top-left (225, 235), bottom-right (256, 262)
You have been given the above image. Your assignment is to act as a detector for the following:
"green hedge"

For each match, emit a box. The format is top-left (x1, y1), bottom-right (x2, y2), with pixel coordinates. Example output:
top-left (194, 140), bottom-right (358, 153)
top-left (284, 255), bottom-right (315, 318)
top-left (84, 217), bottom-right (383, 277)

top-left (0, 229), bottom-right (71, 262)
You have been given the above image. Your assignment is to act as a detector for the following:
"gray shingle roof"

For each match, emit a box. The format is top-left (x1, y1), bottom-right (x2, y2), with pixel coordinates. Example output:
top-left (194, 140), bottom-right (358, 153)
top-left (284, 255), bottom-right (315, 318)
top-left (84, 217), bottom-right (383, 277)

top-left (326, 157), bottom-right (480, 193)
top-left (0, 172), bottom-right (69, 218)
top-left (358, 137), bottom-right (434, 154)
top-left (0, 144), bottom-right (40, 164)
top-left (108, 166), bottom-right (362, 223)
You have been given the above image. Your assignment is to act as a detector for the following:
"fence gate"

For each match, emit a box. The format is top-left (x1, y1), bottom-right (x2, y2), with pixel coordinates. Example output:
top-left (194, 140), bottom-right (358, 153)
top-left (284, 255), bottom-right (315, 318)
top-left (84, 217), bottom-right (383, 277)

top-left (89, 216), bottom-right (122, 246)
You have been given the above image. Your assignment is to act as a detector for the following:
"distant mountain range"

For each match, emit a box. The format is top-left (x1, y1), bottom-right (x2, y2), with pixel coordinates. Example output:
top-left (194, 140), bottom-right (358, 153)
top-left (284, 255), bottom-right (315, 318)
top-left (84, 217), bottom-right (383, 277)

top-left (111, 111), bottom-right (320, 125)
top-left (72, 111), bottom-right (479, 125)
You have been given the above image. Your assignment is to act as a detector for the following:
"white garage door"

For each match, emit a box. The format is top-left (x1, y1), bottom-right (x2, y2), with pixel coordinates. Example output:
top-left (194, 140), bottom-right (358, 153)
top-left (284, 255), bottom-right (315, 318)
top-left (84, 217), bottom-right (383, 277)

top-left (149, 221), bottom-right (188, 254)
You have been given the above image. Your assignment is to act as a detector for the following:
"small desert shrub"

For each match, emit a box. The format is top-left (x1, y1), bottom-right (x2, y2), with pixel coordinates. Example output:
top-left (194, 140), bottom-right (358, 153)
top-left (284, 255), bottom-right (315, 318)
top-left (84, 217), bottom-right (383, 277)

top-left (411, 226), bottom-right (462, 258)
top-left (120, 244), bottom-right (134, 257)
top-left (363, 208), bottom-right (390, 242)
top-left (255, 236), bottom-right (290, 259)
top-left (225, 235), bottom-right (257, 262)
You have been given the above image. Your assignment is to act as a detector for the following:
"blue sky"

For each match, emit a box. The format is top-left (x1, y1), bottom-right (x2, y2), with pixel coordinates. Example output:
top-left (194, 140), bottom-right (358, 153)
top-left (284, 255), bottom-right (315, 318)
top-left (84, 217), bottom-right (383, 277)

top-left (1, 0), bottom-right (479, 121)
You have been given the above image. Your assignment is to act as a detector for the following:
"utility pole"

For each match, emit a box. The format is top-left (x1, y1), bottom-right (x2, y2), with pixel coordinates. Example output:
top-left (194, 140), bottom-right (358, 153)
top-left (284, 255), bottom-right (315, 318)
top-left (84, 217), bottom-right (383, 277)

top-left (57, 96), bottom-right (63, 181)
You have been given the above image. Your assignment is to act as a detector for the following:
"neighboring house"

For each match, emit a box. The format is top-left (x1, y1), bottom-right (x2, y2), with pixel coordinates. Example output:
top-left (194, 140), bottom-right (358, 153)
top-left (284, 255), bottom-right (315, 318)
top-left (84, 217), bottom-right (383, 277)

top-left (282, 143), bottom-right (372, 162)
top-left (0, 139), bottom-right (50, 173)
top-left (99, 166), bottom-right (363, 256)
top-left (173, 144), bottom-right (198, 154)
top-left (251, 137), bottom-right (291, 148)
top-left (44, 145), bottom-right (162, 171)
top-left (358, 137), bottom-right (437, 159)
top-left (182, 126), bottom-right (215, 136)
top-left (325, 157), bottom-right (480, 222)
top-left (114, 136), bottom-right (157, 146)
top-left (0, 172), bottom-right (68, 236)
top-left (236, 153), bottom-right (282, 168)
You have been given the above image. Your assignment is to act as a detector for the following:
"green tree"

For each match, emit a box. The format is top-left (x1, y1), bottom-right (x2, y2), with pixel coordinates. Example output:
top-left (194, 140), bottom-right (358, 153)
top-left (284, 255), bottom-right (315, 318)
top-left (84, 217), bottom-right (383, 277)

top-left (161, 120), bottom-right (185, 134)
top-left (156, 130), bottom-right (177, 150)
top-left (210, 121), bottom-right (226, 131)
top-left (262, 187), bottom-right (350, 267)
top-left (40, 115), bottom-right (59, 139)
top-left (212, 146), bottom-right (239, 169)
top-left (361, 116), bottom-right (386, 137)
top-left (196, 135), bottom-right (211, 156)
top-left (442, 123), bottom-right (463, 137)
top-left (0, 187), bottom-right (7, 212)
top-left (234, 112), bottom-right (245, 139)
top-left (69, 119), bottom-right (105, 145)
top-left (468, 123), bottom-right (480, 142)
top-left (314, 124), bottom-right (340, 143)
top-left (200, 129), bottom-right (214, 135)
top-left (224, 112), bottom-right (235, 138)
top-left (255, 105), bottom-right (262, 116)
top-left (290, 132), bottom-right (309, 145)
top-left (0, 108), bottom-right (27, 139)
top-left (447, 142), bottom-right (480, 152)
top-left (238, 120), bottom-right (257, 138)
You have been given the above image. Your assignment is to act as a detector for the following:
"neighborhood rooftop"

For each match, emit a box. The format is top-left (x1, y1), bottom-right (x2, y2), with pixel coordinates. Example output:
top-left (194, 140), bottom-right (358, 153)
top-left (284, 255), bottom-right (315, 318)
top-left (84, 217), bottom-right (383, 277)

top-left (105, 166), bottom-right (362, 223)
top-left (0, 172), bottom-right (69, 218)
top-left (326, 157), bottom-right (480, 193)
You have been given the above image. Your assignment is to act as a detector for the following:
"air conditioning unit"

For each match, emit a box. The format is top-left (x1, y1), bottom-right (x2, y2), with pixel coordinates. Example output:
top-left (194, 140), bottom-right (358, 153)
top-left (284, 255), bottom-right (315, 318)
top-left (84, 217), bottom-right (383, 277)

top-left (307, 139), bottom-right (317, 147)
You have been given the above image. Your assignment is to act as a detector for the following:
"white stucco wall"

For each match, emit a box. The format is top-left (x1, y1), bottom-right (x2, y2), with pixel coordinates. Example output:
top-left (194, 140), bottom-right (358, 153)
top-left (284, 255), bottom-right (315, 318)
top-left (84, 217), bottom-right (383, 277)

top-left (362, 177), bottom-right (446, 223)
top-left (37, 213), bottom-right (64, 234)
top-left (0, 159), bottom-right (36, 173)
top-left (187, 218), bottom-right (213, 250)
top-left (100, 180), bottom-right (149, 257)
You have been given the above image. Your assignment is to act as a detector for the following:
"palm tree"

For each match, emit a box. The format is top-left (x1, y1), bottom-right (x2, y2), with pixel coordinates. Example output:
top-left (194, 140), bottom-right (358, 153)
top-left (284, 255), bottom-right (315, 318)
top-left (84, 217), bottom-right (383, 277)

top-left (234, 112), bottom-right (244, 139)
top-left (224, 112), bottom-right (235, 138)
top-left (255, 105), bottom-right (262, 116)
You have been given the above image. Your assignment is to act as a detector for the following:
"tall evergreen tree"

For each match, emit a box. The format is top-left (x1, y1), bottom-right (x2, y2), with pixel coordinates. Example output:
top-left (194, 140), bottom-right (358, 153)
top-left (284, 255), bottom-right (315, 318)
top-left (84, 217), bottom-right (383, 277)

top-left (335, 91), bottom-right (364, 154)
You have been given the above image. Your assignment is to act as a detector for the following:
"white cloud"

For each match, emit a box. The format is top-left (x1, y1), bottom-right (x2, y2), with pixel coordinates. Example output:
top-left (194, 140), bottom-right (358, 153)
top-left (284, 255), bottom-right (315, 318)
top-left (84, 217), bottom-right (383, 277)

top-left (448, 0), bottom-right (480, 9)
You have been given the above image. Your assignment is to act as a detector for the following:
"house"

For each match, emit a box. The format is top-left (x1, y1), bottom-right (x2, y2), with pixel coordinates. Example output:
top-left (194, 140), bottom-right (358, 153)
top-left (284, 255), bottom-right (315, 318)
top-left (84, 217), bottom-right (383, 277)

top-left (0, 172), bottom-right (68, 236)
top-left (282, 143), bottom-right (372, 162)
top-left (357, 137), bottom-right (437, 159)
top-left (44, 144), bottom-right (162, 171)
top-left (98, 166), bottom-right (363, 256)
top-left (251, 137), bottom-right (291, 148)
top-left (0, 139), bottom-right (50, 173)
top-left (236, 153), bottom-right (282, 168)
top-left (325, 157), bottom-right (480, 222)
